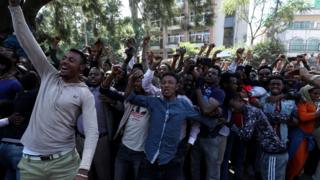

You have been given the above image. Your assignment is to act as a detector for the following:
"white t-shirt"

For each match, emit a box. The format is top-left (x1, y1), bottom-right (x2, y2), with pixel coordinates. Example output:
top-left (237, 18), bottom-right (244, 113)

top-left (122, 105), bottom-right (150, 151)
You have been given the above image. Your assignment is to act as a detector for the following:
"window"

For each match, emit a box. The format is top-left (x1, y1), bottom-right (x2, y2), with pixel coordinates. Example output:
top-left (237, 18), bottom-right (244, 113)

top-left (223, 27), bottom-right (234, 47)
top-left (189, 11), bottom-right (211, 24)
top-left (189, 31), bottom-right (210, 43)
top-left (168, 34), bottom-right (184, 44)
top-left (289, 21), bottom-right (314, 29)
top-left (171, 14), bottom-right (184, 25)
top-left (289, 38), bottom-right (304, 52)
top-left (307, 38), bottom-right (320, 51)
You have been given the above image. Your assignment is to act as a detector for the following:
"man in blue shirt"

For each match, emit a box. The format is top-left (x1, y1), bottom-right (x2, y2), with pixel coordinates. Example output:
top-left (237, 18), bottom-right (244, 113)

top-left (126, 72), bottom-right (220, 180)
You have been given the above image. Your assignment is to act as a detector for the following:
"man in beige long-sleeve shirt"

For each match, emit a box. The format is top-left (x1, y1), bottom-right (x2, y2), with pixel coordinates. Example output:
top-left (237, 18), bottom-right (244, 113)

top-left (9, 0), bottom-right (99, 179)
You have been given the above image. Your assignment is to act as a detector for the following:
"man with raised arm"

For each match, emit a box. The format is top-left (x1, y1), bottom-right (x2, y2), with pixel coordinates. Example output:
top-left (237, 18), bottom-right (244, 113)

top-left (8, 0), bottom-right (99, 179)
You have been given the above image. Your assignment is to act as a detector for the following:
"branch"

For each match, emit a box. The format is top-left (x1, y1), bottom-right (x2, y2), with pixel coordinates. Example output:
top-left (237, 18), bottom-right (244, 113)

top-left (252, 0), bottom-right (266, 38)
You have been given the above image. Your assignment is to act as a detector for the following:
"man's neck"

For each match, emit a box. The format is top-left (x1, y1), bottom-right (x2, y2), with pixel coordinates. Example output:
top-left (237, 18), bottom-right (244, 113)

top-left (62, 77), bottom-right (81, 84)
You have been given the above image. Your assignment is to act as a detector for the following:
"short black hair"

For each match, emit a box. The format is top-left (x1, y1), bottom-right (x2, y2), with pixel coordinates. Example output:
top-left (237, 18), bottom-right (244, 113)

top-left (209, 65), bottom-right (222, 76)
top-left (221, 72), bottom-right (238, 84)
top-left (69, 48), bottom-right (87, 64)
top-left (19, 71), bottom-right (39, 90)
top-left (0, 53), bottom-right (13, 73)
top-left (268, 75), bottom-right (285, 84)
top-left (258, 65), bottom-right (272, 73)
top-left (161, 72), bottom-right (179, 83)
top-left (132, 63), bottom-right (144, 72)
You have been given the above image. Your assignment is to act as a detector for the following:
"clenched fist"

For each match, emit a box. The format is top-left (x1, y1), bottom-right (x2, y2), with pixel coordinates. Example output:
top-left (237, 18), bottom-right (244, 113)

top-left (9, 0), bottom-right (21, 7)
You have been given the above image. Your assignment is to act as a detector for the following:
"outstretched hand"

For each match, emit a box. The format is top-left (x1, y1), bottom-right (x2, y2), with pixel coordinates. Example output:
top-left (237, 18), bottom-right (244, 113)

top-left (9, 0), bottom-right (21, 6)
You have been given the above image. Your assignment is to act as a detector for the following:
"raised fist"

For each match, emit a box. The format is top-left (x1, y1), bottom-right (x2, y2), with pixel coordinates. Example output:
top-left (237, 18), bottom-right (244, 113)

top-left (9, 0), bottom-right (21, 6)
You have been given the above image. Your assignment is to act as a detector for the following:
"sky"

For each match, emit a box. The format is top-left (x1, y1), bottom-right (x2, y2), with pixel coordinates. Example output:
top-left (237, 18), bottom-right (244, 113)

top-left (120, 0), bottom-right (131, 18)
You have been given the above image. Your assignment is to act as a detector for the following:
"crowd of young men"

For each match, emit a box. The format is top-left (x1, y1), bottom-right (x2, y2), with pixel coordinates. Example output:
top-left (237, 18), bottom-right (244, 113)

top-left (1, 0), bottom-right (320, 180)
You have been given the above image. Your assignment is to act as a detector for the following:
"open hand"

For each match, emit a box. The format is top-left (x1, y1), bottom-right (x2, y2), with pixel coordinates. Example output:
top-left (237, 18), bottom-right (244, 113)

top-left (8, 113), bottom-right (24, 126)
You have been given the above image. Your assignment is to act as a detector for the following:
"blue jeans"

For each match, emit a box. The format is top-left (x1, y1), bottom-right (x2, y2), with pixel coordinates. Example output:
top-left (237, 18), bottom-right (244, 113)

top-left (221, 131), bottom-right (246, 180)
top-left (0, 143), bottom-right (23, 180)
top-left (139, 139), bottom-right (187, 180)
top-left (114, 143), bottom-right (144, 180)
top-left (191, 135), bottom-right (227, 180)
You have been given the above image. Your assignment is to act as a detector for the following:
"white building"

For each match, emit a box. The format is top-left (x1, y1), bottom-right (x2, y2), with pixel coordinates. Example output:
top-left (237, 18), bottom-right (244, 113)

top-left (277, 8), bottom-right (320, 56)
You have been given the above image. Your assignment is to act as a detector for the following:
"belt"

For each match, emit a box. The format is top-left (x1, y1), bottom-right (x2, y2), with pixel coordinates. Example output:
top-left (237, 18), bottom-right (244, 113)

top-left (22, 149), bottom-right (73, 161)
top-left (77, 132), bottom-right (108, 139)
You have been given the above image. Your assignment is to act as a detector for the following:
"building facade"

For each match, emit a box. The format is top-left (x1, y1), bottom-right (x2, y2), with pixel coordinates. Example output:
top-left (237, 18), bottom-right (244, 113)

top-left (277, 8), bottom-right (320, 56)
top-left (149, 0), bottom-right (247, 58)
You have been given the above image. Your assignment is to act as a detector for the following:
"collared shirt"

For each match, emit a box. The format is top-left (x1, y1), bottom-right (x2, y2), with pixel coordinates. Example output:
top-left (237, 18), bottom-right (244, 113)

top-left (127, 92), bottom-right (218, 165)
top-left (77, 86), bottom-right (109, 135)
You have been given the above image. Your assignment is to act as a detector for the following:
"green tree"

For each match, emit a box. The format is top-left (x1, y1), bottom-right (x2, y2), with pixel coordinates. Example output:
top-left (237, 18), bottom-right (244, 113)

top-left (253, 39), bottom-right (285, 66)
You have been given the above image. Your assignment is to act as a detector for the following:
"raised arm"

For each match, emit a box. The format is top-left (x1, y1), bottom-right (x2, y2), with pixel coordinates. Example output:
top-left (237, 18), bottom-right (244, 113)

top-left (9, 1), bottom-right (56, 77)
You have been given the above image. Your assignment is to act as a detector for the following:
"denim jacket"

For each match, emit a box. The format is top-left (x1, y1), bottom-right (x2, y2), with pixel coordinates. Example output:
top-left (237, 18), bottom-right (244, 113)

top-left (127, 92), bottom-right (218, 165)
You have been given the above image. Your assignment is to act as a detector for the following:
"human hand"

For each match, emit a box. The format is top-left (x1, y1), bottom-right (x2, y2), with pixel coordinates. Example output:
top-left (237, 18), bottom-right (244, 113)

top-left (8, 113), bottom-right (24, 126)
top-left (200, 44), bottom-right (208, 52)
top-left (9, 0), bottom-right (21, 6)
top-left (111, 65), bottom-right (121, 75)
top-left (151, 56), bottom-right (162, 71)
top-left (192, 67), bottom-right (201, 80)
top-left (74, 169), bottom-right (88, 180)
top-left (128, 70), bottom-right (143, 83)
top-left (208, 43), bottom-right (215, 49)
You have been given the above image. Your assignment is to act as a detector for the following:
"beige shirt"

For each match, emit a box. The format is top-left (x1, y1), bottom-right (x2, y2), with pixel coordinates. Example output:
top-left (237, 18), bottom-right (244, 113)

top-left (9, 6), bottom-right (99, 170)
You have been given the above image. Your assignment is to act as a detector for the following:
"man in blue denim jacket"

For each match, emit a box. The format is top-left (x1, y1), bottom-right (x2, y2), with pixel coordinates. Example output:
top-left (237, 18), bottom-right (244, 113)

top-left (126, 72), bottom-right (220, 180)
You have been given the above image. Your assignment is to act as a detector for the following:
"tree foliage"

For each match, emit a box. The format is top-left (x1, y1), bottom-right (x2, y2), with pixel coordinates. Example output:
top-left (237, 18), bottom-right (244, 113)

top-left (253, 39), bottom-right (285, 66)
top-left (36, 0), bottom-right (135, 54)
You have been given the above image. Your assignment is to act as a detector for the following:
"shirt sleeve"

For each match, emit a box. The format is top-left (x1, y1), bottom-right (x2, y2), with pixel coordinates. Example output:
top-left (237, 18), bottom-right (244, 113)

top-left (183, 100), bottom-right (218, 129)
top-left (0, 118), bottom-right (9, 127)
top-left (99, 87), bottom-right (125, 102)
top-left (126, 91), bottom-right (150, 108)
top-left (79, 90), bottom-right (99, 170)
top-left (227, 60), bottom-right (238, 73)
top-left (188, 122), bottom-right (200, 145)
top-left (141, 69), bottom-right (160, 95)
top-left (9, 6), bottom-right (57, 78)
top-left (238, 108), bottom-right (259, 140)
top-left (11, 80), bottom-right (23, 93)
top-left (297, 103), bottom-right (317, 122)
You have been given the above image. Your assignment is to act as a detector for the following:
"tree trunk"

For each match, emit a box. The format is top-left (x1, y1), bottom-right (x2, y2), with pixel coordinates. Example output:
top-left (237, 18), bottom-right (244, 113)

top-left (0, 0), bottom-right (53, 34)
top-left (162, 25), bottom-right (168, 59)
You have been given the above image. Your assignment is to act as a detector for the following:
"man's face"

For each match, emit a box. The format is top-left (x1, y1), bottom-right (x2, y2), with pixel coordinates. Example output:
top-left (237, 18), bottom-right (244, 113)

top-left (229, 98), bottom-right (244, 112)
top-left (205, 68), bottom-right (220, 85)
top-left (249, 71), bottom-right (257, 81)
top-left (132, 69), bottom-right (144, 93)
top-left (269, 79), bottom-right (284, 96)
top-left (160, 75), bottom-right (178, 99)
top-left (258, 68), bottom-right (271, 82)
top-left (158, 64), bottom-right (170, 77)
top-left (59, 51), bottom-right (83, 80)
top-left (182, 74), bottom-right (194, 91)
top-left (88, 68), bottom-right (103, 86)
top-left (310, 88), bottom-right (320, 102)
top-left (226, 77), bottom-right (238, 92)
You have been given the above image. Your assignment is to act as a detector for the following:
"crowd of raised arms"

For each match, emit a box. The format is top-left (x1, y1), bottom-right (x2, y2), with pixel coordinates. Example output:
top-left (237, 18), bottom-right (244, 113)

top-left (1, 1), bottom-right (320, 180)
